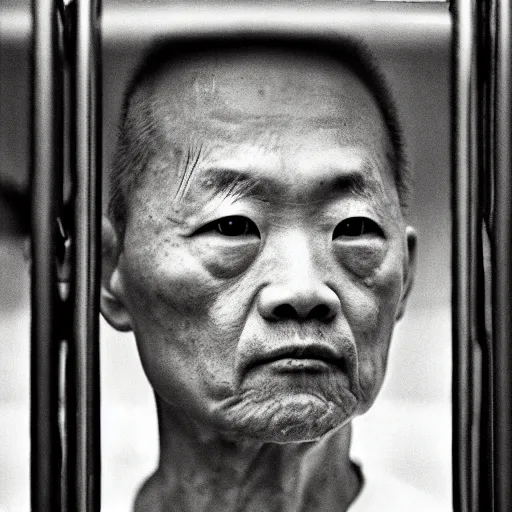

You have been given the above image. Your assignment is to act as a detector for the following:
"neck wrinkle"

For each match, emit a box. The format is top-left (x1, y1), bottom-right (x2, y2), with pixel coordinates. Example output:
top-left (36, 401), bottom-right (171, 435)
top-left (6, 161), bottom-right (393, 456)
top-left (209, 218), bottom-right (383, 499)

top-left (143, 398), bottom-right (360, 512)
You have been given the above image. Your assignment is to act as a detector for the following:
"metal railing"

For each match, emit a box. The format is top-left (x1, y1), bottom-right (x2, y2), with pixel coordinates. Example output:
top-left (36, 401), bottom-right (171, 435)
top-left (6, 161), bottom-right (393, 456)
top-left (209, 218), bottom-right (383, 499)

top-left (31, 0), bottom-right (101, 510)
top-left (489, 1), bottom-right (512, 510)
top-left (31, 0), bottom-right (63, 509)
top-left (28, 1), bottom-right (512, 510)
top-left (452, 1), bottom-right (512, 511)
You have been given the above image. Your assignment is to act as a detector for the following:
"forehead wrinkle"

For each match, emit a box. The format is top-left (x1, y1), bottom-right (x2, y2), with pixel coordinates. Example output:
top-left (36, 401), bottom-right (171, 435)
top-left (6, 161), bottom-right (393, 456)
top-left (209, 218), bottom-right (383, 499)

top-left (172, 139), bottom-right (204, 203)
top-left (141, 50), bottom-right (397, 211)
top-left (167, 123), bottom-right (283, 204)
top-left (189, 168), bottom-right (267, 205)
top-left (155, 98), bottom-right (377, 142)
top-left (192, 166), bottom-right (389, 208)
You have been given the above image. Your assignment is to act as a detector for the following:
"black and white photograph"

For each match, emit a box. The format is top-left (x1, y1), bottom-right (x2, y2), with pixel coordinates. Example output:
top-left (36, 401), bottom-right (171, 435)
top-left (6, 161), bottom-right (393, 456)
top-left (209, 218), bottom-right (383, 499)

top-left (0, 0), bottom-right (510, 510)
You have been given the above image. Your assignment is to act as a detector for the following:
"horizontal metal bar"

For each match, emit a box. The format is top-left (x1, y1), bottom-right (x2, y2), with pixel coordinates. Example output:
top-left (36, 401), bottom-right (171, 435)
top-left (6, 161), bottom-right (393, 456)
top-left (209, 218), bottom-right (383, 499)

top-left (2, 3), bottom-right (450, 48)
top-left (101, 2), bottom-right (450, 48)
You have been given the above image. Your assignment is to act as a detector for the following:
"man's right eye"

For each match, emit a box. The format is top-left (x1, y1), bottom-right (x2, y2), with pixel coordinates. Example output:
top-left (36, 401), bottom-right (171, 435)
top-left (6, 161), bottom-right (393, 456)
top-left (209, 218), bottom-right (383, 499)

top-left (332, 217), bottom-right (383, 239)
top-left (199, 216), bottom-right (260, 237)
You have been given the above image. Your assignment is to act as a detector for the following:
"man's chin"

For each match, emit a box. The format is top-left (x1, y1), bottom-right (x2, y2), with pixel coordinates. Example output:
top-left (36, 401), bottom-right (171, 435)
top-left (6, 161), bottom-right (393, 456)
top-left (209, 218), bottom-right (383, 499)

top-left (214, 387), bottom-right (358, 443)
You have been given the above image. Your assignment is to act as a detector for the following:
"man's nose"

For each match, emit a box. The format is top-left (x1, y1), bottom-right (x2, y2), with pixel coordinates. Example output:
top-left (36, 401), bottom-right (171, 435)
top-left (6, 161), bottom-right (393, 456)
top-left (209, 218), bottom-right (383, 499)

top-left (257, 234), bottom-right (341, 322)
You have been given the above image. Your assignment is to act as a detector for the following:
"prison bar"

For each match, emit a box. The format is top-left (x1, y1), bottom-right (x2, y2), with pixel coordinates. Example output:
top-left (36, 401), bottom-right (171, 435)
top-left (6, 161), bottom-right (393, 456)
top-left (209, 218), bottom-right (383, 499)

top-left (451, 1), bottom-right (481, 510)
top-left (100, 2), bottom-right (449, 49)
top-left (30, 0), bottom-right (63, 509)
top-left (491, 1), bottom-right (512, 510)
top-left (27, 1), bottom-right (512, 511)
top-left (69, 0), bottom-right (102, 510)
top-left (31, 0), bottom-right (102, 510)
top-left (4, 3), bottom-right (450, 48)
top-left (453, 0), bottom-right (512, 511)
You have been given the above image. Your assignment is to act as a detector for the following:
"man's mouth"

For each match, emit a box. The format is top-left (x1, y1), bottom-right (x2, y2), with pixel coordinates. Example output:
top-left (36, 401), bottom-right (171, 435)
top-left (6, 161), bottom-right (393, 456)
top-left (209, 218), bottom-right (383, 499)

top-left (245, 345), bottom-right (349, 375)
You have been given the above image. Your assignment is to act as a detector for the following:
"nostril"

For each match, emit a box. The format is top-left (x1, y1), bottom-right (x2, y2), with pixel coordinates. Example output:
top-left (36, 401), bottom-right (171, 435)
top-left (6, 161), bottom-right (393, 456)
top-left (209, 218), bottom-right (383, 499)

top-left (307, 304), bottom-right (331, 320)
top-left (258, 284), bottom-right (341, 322)
top-left (273, 304), bottom-right (299, 320)
top-left (271, 303), bottom-right (333, 321)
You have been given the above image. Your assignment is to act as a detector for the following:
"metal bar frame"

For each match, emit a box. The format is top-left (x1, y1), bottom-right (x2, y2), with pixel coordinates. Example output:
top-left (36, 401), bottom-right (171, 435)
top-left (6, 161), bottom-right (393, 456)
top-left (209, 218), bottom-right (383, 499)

top-left (491, 0), bottom-right (512, 510)
top-left (30, 0), bottom-right (63, 509)
top-left (452, 1), bottom-right (480, 510)
top-left (34, 2), bottom-right (512, 511)
top-left (99, 2), bottom-right (448, 47)
top-left (31, 0), bottom-right (102, 510)
top-left (70, 0), bottom-right (102, 510)
top-left (1, 3), bottom-right (450, 48)
top-left (453, 1), bottom-right (512, 511)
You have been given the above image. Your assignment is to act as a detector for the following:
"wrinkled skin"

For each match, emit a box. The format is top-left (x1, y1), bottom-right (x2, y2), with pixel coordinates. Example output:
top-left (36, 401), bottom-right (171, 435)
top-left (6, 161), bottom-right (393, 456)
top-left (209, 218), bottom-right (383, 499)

top-left (101, 49), bottom-right (416, 510)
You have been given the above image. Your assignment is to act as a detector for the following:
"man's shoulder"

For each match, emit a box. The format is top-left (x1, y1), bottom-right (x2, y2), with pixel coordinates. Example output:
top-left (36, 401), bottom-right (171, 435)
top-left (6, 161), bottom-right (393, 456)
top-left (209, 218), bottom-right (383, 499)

top-left (349, 463), bottom-right (451, 512)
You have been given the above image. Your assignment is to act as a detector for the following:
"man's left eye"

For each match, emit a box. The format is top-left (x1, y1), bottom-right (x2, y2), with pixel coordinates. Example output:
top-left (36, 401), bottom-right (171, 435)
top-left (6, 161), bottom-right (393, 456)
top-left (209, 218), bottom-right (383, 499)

top-left (333, 217), bottom-right (383, 239)
top-left (201, 216), bottom-right (260, 237)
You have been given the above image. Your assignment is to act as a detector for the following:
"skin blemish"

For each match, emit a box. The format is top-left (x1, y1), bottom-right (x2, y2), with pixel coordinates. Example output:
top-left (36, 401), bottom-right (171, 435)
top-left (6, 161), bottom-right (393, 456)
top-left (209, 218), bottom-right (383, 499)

top-left (363, 276), bottom-right (375, 288)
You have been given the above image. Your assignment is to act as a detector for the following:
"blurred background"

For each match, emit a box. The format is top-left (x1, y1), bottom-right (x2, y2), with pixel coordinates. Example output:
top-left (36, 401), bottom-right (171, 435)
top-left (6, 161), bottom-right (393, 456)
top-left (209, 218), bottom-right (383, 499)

top-left (0, 0), bottom-right (451, 510)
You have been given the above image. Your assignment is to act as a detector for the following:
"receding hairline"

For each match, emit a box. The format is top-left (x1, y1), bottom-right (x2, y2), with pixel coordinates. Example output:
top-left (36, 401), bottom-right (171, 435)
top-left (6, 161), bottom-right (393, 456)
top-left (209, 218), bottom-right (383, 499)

top-left (109, 36), bottom-right (409, 234)
top-left (124, 37), bottom-right (392, 122)
top-left (141, 47), bottom-right (383, 125)
top-left (130, 49), bottom-right (390, 166)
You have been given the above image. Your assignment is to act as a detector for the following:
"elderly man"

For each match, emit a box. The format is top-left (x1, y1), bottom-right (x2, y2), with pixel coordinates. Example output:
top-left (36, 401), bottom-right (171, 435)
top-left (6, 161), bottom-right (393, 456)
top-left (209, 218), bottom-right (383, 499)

top-left (100, 36), bottom-right (439, 510)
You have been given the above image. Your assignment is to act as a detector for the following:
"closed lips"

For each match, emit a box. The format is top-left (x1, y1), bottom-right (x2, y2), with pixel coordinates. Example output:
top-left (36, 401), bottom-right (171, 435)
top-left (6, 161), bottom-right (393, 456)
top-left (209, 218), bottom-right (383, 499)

top-left (245, 345), bottom-right (348, 374)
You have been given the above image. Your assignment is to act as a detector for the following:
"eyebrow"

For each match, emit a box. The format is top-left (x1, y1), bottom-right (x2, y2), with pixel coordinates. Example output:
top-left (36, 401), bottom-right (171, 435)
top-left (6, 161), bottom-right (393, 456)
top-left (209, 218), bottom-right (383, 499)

top-left (192, 167), bottom-right (381, 204)
top-left (192, 168), bottom-right (265, 203)
top-left (328, 172), bottom-right (375, 197)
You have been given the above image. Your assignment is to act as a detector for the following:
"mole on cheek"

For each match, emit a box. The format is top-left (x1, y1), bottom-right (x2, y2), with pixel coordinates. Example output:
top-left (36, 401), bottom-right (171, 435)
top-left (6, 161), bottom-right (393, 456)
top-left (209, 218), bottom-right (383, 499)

top-left (363, 276), bottom-right (375, 288)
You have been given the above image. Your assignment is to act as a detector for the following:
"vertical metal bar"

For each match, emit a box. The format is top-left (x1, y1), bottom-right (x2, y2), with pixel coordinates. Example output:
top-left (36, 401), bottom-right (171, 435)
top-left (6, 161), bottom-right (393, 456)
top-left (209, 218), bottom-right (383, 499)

top-left (477, 1), bottom-right (495, 510)
top-left (452, 1), bottom-right (479, 511)
top-left (492, 0), bottom-right (512, 510)
top-left (70, 0), bottom-right (102, 509)
top-left (30, 0), bottom-right (62, 509)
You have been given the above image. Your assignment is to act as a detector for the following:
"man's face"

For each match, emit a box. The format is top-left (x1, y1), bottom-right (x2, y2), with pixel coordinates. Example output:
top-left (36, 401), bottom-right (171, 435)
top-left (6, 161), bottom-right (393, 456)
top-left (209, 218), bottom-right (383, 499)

top-left (103, 50), bottom-right (416, 443)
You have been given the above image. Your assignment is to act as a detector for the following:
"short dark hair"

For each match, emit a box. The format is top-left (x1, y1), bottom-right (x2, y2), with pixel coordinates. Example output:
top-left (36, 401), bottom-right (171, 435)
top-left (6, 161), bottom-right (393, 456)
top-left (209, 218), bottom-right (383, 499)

top-left (109, 35), bottom-right (409, 235)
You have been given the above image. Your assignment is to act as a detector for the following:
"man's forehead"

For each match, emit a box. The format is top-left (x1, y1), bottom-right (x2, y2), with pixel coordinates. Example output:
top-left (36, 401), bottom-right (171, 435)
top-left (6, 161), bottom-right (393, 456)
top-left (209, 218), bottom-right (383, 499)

top-left (143, 48), bottom-right (382, 135)
top-left (128, 46), bottom-right (394, 210)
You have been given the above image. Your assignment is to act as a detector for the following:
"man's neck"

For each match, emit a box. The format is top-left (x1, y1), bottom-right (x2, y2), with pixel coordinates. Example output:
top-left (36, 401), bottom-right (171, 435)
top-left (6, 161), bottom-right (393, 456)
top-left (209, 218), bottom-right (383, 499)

top-left (134, 402), bottom-right (362, 512)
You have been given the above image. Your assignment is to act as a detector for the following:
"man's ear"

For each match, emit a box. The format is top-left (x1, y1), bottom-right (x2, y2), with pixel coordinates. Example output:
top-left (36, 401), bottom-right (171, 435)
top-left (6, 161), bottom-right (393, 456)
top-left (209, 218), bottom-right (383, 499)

top-left (396, 226), bottom-right (417, 321)
top-left (101, 217), bottom-right (133, 332)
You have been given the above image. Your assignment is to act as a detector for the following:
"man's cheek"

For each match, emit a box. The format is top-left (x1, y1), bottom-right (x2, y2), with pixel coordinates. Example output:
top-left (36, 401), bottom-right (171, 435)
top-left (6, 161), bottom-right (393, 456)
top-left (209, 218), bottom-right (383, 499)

top-left (123, 240), bottom-right (224, 318)
top-left (355, 353), bottom-right (386, 409)
top-left (181, 325), bottom-right (240, 397)
top-left (122, 242), bottom-right (256, 386)
top-left (353, 293), bottom-right (399, 407)
top-left (333, 240), bottom-right (386, 279)
top-left (339, 282), bottom-right (396, 406)
top-left (189, 237), bottom-right (260, 279)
